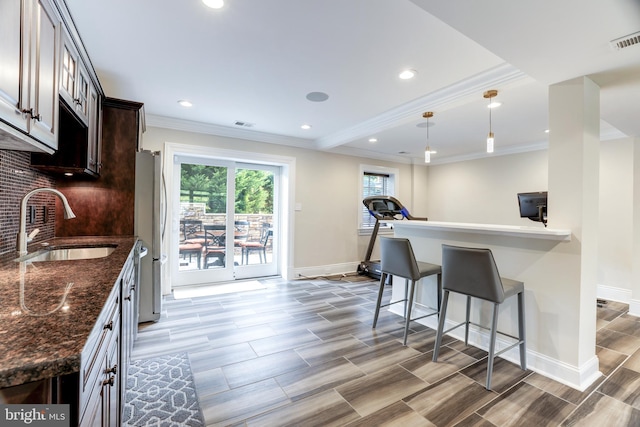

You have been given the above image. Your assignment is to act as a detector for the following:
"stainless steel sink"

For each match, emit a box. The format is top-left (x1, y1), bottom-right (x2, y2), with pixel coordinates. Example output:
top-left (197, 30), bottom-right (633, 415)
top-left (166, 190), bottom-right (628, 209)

top-left (17, 246), bottom-right (116, 262)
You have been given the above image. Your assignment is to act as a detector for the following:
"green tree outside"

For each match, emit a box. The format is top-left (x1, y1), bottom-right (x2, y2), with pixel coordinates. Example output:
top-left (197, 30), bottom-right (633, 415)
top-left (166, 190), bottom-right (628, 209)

top-left (180, 164), bottom-right (273, 214)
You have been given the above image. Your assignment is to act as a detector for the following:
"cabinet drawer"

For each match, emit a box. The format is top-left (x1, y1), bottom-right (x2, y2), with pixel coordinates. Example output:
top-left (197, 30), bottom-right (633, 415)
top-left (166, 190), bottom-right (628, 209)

top-left (79, 314), bottom-right (120, 427)
top-left (80, 286), bottom-right (119, 416)
top-left (82, 299), bottom-right (118, 391)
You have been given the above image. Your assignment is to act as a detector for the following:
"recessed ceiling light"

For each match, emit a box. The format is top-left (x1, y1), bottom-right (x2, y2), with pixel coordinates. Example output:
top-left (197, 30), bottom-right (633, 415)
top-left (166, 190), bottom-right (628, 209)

top-left (203, 0), bottom-right (224, 9)
top-left (368, 138), bottom-right (377, 143)
top-left (487, 101), bottom-right (502, 109)
top-left (399, 69), bottom-right (417, 80)
top-left (301, 124), bottom-right (312, 130)
top-left (178, 100), bottom-right (193, 107)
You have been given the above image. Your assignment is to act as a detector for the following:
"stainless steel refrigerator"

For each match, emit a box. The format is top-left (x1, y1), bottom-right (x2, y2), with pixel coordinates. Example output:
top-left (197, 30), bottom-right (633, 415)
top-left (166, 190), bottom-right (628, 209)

top-left (135, 150), bottom-right (166, 322)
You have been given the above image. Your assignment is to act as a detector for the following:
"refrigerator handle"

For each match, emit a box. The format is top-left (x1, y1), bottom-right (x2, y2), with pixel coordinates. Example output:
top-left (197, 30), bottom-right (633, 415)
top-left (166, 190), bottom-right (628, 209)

top-left (161, 172), bottom-right (168, 240)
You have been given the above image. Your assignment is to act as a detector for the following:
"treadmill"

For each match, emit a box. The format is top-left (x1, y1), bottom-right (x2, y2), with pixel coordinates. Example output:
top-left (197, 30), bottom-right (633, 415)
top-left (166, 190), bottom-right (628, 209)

top-left (357, 195), bottom-right (428, 279)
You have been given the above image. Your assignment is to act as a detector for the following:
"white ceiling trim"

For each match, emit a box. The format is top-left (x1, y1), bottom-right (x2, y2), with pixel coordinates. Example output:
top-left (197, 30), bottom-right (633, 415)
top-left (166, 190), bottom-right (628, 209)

top-left (600, 125), bottom-right (628, 141)
top-left (427, 141), bottom-right (549, 165)
top-left (328, 146), bottom-right (415, 165)
top-left (427, 122), bottom-right (628, 165)
top-left (313, 63), bottom-right (528, 150)
top-left (145, 114), bottom-right (312, 148)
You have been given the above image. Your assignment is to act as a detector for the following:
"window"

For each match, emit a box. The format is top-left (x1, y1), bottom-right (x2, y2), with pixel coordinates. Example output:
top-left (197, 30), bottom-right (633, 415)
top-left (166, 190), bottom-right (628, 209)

top-left (359, 165), bottom-right (398, 229)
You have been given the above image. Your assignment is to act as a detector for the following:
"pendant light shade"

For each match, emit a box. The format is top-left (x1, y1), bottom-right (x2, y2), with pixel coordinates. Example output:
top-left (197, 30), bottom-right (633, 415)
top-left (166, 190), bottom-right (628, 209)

top-left (484, 90), bottom-right (498, 153)
top-left (423, 112), bottom-right (433, 163)
top-left (487, 132), bottom-right (494, 153)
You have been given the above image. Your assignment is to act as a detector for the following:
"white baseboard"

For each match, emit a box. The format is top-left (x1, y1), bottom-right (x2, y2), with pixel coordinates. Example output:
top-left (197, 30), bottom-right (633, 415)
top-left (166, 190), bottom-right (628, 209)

top-left (629, 300), bottom-right (640, 318)
top-left (291, 262), bottom-right (360, 280)
top-left (390, 305), bottom-right (602, 391)
top-left (596, 284), bottom-right (640, 316)
top-left (597, 284), bottom-right (632, 304)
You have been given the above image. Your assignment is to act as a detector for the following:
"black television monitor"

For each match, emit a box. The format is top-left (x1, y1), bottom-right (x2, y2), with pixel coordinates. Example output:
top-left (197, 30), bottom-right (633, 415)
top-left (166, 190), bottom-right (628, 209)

top-left (517, 191), bottom-right (547, 226)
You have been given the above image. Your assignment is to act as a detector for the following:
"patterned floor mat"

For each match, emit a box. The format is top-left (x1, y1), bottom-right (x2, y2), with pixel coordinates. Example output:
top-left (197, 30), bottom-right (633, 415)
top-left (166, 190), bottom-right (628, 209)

top-left (123, 353), bottom-right (205, 426)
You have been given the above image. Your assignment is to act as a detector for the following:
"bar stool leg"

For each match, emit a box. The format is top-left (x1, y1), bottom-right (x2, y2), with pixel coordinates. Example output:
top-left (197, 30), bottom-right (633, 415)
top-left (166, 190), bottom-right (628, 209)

top-left (518, 291), bottom-right (527, 370)
top-left (432, 290), bottom-right (450, 362)
top-left (486, 303), bottom-right (500, 390)
top-left (403, 279), bottom-right (416, 346)
top-left (403, 279), bottom-right (409, 320)
top-left (436, 274), bottom-right (442, 317)
top-left (372, 272), bottom-right (388, 328)
top-left (464, 296), bottom-right (471, 345)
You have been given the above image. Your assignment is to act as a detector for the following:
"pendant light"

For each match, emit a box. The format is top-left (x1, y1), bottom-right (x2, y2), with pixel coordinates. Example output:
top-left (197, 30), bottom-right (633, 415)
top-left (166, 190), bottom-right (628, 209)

top-left (423, 111), bottom-right (433, 163)
top-left (484, 90), bottom-right (498, 153)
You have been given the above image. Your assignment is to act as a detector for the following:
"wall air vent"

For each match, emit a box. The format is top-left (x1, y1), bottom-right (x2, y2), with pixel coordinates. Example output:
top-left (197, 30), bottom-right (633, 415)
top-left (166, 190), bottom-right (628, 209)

top-left (234, 121), bottom-right (255, 128)
top-left (610, 31), bottom-right (640, 50)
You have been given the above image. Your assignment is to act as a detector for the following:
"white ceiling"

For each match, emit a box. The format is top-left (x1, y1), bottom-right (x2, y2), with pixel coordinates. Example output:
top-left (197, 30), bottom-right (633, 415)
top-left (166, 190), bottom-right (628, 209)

top-left (64, 0), bottom-right (640, 164)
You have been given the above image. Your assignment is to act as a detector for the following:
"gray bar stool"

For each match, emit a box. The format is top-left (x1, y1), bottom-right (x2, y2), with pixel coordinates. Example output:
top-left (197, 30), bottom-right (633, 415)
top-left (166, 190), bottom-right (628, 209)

top-left (373, 237), bottom-right (442, 345)
top-left (432, 244), bottom-right (527, 390)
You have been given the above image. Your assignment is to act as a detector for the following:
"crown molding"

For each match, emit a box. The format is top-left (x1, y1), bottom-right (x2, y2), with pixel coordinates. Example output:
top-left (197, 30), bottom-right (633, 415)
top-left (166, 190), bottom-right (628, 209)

top-left (428, 141), bottom-right (548, 165)
top-left (145, 114), bottom-right (312, 148)
top-left (327, 146), bottom-right (415, 164)
top-left (314, 63), bottom-right (528, 150)
top-left (600, 125), bottom-right (627, 141)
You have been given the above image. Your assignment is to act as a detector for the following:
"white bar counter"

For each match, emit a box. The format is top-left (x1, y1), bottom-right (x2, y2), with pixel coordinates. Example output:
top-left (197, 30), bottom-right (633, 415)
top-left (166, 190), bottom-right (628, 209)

top-left (383, 220), bottom-right (571, 241)
top-left (386, 220), bottom-right (600, 390)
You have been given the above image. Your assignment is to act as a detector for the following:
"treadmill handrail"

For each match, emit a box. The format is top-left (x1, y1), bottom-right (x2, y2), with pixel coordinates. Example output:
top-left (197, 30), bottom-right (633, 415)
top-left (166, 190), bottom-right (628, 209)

top-left (363, 195), bottom-right (428, 221)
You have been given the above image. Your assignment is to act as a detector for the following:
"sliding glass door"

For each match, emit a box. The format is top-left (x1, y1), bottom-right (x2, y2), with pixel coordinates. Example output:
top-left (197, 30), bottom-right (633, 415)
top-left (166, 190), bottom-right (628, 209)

top-left (172, 155), bottom-right (278, 286)
top-left (234, 163), bottom-right (278, 280)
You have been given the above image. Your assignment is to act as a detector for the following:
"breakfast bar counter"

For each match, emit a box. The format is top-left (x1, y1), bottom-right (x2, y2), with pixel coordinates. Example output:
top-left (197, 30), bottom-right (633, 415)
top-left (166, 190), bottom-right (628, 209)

top-left (385, 220), bottom-right (600, 390)
top-left (385, 220), bottom-right (571, 240)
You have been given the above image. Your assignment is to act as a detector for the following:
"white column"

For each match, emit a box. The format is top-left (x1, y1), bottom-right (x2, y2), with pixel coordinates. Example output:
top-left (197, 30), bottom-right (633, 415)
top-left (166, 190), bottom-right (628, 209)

top-left (547, 77), bottom-right (600, 377)
top-left (630, 138), bottom-right (640, 316)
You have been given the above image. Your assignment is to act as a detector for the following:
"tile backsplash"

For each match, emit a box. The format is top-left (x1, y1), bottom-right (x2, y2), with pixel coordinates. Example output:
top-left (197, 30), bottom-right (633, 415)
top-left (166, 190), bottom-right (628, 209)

top-left (0, 150), bottom-right (56, 256)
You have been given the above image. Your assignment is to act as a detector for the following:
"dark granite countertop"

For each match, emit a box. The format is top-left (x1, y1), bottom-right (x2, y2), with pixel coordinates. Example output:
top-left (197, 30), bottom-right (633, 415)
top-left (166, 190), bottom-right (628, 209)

top-left (0, 236), bottom-right (138, 388)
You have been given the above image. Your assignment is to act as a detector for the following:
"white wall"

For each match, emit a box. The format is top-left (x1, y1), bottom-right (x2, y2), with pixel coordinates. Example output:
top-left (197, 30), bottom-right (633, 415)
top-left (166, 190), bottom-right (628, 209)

top-left (426, 139), bottom-right (635, 298)
top-left (599, 138), bottom-right (634, 296)
top-left (426, 150), bottom-right (549, 225)
top-left (142, 126), bottom-right (426, 275)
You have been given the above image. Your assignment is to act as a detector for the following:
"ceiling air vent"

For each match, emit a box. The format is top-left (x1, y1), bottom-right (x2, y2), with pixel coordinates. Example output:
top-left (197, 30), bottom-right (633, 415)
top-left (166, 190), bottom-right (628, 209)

top-left (234, 121), bottom-right (255, 128)
top-left (610, 31), bottom-right (640, 50)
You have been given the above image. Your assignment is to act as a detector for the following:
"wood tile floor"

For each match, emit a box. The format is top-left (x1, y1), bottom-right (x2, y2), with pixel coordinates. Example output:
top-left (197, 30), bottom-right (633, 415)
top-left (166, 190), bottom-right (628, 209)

top-left (131, 277), bottom-right (640, 426)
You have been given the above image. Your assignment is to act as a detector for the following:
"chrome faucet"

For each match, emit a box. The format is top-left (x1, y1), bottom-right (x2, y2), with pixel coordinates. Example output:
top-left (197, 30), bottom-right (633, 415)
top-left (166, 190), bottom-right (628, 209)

top-left (17, 188), bottom-right (76, 256)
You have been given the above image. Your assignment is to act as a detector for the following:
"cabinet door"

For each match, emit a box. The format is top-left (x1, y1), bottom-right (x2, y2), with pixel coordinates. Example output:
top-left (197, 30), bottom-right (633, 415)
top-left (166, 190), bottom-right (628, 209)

top-left (59, 31), bottom-right (78, 111)
top-left (103, 328), bottom-right (120, 427)
top-left (75, 64), bottom-right (90, 124)
top-left (0, 0), bottom-right (28, 132)
top-left (26, 0), bottom-right (59, 149)
top-left (60, 30), bottom-right (91, 126)
top-left (87, 84), bottom-right (102, 174)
